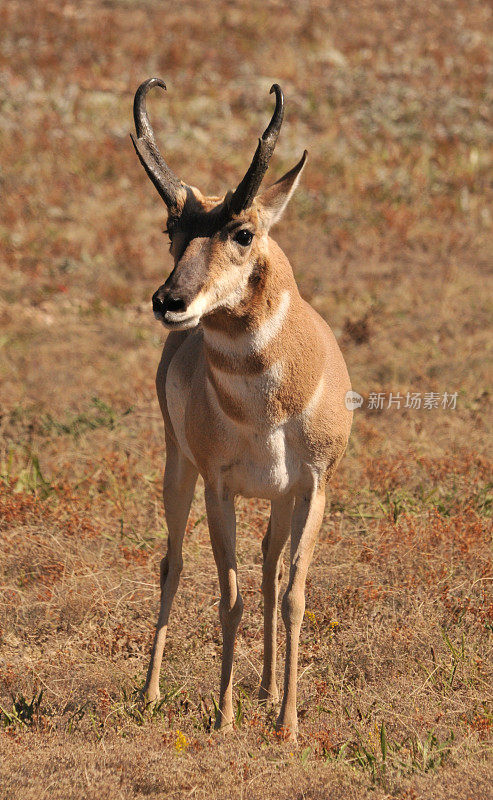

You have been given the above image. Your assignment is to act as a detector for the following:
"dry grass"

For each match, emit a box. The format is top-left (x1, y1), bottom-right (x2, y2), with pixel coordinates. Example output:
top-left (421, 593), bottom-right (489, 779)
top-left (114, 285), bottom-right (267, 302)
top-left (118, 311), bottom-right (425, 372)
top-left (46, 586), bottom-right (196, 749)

top-left (0, 0), bottom-right (492, 797)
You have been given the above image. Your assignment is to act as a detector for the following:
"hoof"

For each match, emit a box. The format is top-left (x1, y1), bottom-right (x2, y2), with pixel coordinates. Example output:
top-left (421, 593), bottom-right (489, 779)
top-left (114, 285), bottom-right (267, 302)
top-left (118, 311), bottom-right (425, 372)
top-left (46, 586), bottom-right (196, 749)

top-left (142, 686), bottom-right (160, 708)
top-left (214, 718), bottom-right (233, 734)
top-left (258, 685), bottom-right (279, 705)
top-left (275, 717), bottom-right (297, 743)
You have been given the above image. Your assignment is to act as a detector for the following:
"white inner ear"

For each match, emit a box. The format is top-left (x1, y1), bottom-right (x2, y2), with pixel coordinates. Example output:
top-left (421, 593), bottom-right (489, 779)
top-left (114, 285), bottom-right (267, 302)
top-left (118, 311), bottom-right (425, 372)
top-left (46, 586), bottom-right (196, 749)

top-left (258, 152), bottom-right (307, 230)
top-left (263, 172), bottom-right (303, 227)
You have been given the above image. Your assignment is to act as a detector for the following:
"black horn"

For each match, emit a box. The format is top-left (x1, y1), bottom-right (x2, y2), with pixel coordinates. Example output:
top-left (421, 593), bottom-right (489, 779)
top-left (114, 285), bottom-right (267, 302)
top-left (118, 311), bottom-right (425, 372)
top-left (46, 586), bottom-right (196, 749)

top-left (130, 78), bottom-right (187, 211)
top-left (229, 84), bottom-right (284, 215)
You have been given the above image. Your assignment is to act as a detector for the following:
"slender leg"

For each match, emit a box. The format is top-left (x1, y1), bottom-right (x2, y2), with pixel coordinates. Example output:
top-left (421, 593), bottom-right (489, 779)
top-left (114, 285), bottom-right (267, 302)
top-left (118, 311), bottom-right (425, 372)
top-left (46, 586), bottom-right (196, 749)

top-left (204, 485), bottom-right (243, 731)
top-left (259, 494), bottom-right (294, 704)
top-left (144, 435), bottom-right (198, 703)
top-left (277, 481), bottom-right (326, 740)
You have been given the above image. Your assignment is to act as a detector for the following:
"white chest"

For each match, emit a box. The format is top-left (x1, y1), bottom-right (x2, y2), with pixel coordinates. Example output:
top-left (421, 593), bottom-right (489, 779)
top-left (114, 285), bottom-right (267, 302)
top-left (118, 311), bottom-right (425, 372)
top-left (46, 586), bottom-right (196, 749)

top-left (223, 423), bottom-right (300, 499)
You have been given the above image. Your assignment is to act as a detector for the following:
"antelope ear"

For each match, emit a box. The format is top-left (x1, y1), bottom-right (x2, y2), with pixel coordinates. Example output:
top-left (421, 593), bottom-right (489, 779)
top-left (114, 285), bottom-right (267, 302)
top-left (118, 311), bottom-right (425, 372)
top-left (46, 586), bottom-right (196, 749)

top-left (257, 150), bottom-right (307, 229)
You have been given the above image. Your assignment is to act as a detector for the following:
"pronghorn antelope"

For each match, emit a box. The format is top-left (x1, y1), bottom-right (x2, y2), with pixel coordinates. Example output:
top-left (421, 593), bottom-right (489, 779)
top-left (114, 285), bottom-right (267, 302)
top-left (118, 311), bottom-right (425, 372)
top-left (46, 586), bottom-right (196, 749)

top-left (131, 78), bottom-right (352, 740)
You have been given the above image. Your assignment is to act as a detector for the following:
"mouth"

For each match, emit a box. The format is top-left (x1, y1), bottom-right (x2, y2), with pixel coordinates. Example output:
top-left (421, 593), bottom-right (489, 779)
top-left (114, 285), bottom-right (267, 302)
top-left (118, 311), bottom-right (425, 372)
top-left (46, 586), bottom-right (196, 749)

top-left (153, 310), bottom-right (200, 330)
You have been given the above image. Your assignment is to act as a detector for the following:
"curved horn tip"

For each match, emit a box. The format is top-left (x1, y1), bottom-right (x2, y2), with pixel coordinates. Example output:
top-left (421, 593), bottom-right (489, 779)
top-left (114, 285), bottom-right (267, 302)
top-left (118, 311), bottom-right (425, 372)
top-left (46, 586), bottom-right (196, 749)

top-left (138, 77), bottom-right (167, 94)
top-left (133, 79), bottom-right (168, 127)
top-left (269, 84), bottom-right (284, 109)
top-left (133, 78), bottom-right (169, 137)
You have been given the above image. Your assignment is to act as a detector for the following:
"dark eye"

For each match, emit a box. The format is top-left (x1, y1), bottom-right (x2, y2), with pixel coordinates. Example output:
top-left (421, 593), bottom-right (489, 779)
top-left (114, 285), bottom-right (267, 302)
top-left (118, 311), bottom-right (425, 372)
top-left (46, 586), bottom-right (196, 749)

top-left (233, 229), bottom-right (253, 247)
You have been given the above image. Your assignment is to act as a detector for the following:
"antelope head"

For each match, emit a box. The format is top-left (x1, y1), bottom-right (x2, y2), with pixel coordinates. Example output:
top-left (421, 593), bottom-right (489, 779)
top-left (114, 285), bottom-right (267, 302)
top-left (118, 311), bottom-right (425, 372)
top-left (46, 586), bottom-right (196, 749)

top-left (131, 78), bottom-right (307, 330)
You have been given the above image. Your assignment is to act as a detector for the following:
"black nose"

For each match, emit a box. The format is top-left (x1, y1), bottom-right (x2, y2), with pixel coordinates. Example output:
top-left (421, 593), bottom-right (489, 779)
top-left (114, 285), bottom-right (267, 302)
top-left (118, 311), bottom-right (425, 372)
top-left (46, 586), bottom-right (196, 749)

top-left (152, 291), bottom-right (186, 315)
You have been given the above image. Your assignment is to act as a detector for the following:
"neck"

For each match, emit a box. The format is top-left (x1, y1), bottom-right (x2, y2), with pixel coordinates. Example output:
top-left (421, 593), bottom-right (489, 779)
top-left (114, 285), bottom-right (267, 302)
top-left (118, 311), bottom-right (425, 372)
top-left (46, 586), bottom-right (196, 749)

top-left (200, 242), bottom-right (299, 424)
top-left (199, 240), bottom-right (329, 428)
top-left (201, 240), bottom-right (298, 361)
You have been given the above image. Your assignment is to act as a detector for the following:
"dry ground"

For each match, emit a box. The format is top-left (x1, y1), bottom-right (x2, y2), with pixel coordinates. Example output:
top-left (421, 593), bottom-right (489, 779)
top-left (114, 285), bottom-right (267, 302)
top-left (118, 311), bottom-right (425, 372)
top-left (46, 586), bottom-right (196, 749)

top-left (0, 1), bottom-right (492, 798)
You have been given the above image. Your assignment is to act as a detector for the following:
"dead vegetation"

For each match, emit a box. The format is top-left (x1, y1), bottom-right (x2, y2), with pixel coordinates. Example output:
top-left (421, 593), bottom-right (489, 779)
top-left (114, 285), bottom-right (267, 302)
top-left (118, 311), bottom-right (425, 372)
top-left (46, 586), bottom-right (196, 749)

top-left (0, 0), bottom-right (491, 798)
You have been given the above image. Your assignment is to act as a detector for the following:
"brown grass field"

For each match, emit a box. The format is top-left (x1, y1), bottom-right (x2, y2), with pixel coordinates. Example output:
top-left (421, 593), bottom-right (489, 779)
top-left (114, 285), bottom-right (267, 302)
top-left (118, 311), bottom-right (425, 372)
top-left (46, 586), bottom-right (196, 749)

top-left (0, 0), bottom-right (492, 797)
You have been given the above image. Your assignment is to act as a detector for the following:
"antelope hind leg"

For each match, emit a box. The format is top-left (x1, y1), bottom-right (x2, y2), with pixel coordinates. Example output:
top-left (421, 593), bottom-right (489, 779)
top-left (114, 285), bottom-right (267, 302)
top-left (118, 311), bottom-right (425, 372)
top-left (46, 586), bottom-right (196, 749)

top-left (259, 494), bottom-right (294, 704)
top-left (204, 485), bottom-right (243, 731)
top-left (277, 482), bottom-right (326, 741)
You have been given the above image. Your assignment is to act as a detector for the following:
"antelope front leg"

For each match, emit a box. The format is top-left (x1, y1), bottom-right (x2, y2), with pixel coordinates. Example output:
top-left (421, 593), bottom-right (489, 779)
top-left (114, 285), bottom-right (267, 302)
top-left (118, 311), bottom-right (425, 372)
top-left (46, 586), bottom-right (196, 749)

top-left (144, 440), bottom-right (198, 704)
top-left (277, 482), bottom-right (326, 741)
top-left (204, 486), bottom-right (243, 731)
top-left (259, 494), bottom-right (294, 704)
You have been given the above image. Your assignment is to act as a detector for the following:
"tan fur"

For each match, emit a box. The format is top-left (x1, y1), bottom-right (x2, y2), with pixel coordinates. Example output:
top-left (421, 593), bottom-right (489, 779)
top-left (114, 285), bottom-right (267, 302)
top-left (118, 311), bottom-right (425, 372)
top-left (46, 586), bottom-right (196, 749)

top-left (143, 164), bottom-right (352, 741)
